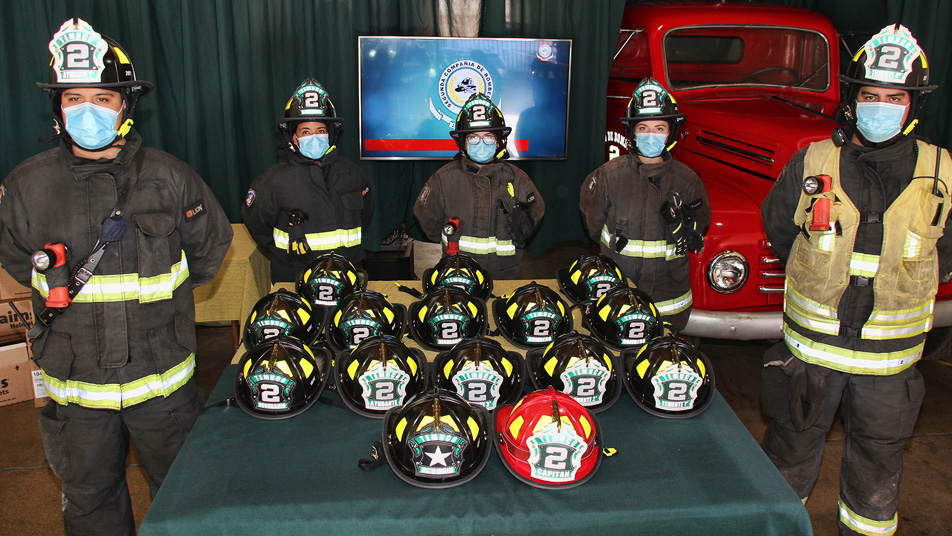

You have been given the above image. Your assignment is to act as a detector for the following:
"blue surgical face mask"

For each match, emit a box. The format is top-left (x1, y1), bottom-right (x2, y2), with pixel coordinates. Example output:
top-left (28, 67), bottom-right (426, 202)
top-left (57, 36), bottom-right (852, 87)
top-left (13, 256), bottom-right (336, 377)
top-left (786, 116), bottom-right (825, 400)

top-left (466, 138), bottom-right (496, 164)
top-left (855, 101), bottom-right (908, 143)
top-left (296, 133), bottom-right (330, 160)
top-left (62, 102), bottom-right (121, 150)
top-left (635, 132), bottom-right (667, 158)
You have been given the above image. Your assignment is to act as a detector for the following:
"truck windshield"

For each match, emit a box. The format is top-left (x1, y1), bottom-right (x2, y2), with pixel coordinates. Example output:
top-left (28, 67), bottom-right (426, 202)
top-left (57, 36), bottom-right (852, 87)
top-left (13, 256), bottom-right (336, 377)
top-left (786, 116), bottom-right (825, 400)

top-left (664, 26), bottom-right (830, 91)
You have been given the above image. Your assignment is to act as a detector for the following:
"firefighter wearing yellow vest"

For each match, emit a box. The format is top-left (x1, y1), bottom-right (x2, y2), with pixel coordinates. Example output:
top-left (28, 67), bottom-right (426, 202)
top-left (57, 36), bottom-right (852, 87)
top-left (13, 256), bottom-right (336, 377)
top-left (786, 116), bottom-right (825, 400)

top-left (242, 79), bottom-right (373, 283)
top-left (0, 20), bottom-right (232, 535)
top-left (760, 24), bottom-right (952, 536)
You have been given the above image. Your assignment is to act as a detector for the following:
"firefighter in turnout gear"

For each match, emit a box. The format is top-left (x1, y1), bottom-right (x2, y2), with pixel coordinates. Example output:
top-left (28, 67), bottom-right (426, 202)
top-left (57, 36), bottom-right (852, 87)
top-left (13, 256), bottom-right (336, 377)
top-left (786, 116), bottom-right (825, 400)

top-left (580, 78), bottom-right (710, 332)
top-left (0, 19), bottom-right (232, 535)
top-left (242, 78), bottom-right (373, 283)
top-left (414, 93), bottom-right (544, 279)
top-left (760, 24), bottom-right (952, 536)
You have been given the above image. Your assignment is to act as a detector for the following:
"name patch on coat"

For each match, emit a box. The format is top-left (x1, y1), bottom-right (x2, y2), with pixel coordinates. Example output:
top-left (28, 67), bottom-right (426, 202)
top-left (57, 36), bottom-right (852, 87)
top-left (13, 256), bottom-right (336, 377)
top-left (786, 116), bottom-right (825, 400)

top-left (185, 201), bottom-right (206, 219)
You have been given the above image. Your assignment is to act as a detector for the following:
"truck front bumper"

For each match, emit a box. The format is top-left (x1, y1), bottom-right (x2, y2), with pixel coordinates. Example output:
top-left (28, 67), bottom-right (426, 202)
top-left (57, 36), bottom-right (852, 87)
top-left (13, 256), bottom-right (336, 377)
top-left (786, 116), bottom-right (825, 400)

top-left (682, 300), bottom-right (952, 341)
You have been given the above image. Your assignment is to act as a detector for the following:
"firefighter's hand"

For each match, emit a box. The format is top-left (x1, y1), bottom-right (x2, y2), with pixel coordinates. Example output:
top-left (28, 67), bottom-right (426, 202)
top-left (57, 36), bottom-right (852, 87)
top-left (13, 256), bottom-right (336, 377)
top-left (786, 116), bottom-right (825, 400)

top-left (661, 201), bottom-right (687, 255)
top-left (508, 202), bottom-right (535, 249)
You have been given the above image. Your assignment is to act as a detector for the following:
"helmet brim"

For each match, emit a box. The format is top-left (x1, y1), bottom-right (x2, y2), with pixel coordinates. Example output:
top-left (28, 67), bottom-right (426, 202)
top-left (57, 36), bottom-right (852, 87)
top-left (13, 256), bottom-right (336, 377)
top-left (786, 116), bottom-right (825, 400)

top-left (38, 80), bottom-right (154, 99)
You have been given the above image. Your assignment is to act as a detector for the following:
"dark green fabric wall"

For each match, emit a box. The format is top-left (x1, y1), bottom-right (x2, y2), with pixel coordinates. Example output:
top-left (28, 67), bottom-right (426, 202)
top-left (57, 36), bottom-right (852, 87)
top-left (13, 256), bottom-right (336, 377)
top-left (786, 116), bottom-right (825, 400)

top-left (1, 1), bottom-right (948, 252)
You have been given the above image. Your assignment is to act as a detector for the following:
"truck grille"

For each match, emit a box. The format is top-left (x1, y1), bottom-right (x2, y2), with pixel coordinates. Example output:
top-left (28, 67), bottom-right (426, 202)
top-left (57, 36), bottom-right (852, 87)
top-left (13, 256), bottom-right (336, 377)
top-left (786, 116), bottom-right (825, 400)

top-left (758, 240), bottom-right (785, 294)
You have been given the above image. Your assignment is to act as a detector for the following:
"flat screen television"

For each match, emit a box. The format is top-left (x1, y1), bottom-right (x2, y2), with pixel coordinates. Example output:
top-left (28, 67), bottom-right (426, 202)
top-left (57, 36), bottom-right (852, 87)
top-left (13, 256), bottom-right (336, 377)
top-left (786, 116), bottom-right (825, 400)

top-left (358, 36), bottom-right (572, 160)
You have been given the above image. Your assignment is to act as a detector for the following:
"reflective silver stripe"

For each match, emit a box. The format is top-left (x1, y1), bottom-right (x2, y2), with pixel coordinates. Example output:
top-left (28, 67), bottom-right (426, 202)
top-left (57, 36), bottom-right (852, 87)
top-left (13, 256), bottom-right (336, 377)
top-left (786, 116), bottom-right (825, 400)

top-left (42, 354), bottom-right (195, 410)
top-left (655, 289), bottom-right (692, 315)
top-left (861, 317), bottom-right (932, 339)
top-left (903, 230), bottom-right (921, 258)
top-left (838, 499), bottom-right (898, 535)
top-left (444, 235), bottom-right (516, 255)
top-left (272, 227), bottom-right (361, 251)
top-left (784, 305), bottom-right (841, 336)
top-left (785, 286), bottom-right (838, 318)
top-left (868, 301), bottom-right (934, 322)
top-left (32, 252), bottom-right (189, 304)
top-left (849, 253), bottom-right (879, 278)
top-left (600, 226), bottom-right (675, 258)
top-left (784, 325), bottom-right (921, 374)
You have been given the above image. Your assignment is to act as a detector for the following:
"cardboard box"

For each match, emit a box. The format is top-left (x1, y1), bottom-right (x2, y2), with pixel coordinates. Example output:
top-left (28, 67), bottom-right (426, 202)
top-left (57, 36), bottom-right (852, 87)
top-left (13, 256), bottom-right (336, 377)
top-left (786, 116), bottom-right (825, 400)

top-left (0, 300), bottom-right (32, 345)
top-left (0, 266), bottom-right (31, 300)
top-left (0, 342), bottom-right (32, 407)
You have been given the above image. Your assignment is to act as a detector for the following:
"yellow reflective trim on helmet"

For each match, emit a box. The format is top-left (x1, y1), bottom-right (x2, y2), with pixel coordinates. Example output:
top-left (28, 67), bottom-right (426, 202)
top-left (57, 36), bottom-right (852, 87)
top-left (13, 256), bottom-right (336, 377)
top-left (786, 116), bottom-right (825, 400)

top-left (618, 303), bottom-right (631, 315)
top-left (466, 416), bottom-right (480, 439)
top-left (443, 359), bottom-right (455, 379)
top-left (557, 301), bottom-right (565, 315)
top-left (440, 415), bottom-right (460, 432)
top-left (467, 302), bottom-right (477, 316)
top-left (419, 415), bottom-right (434, 429)
top-left (599, 305), bottom-right (611, 321)
top-left (298, 308), bottom-right (311, 324)
top-left (509, 415), bottom-right (525, 440)
top-left (418, 305), bottom-right (428, 321)
top-left (579, 416), bottom-right (592, 438)
top-left (570, 269), bottom-right (581, 284)
top-left (501, 357), bottom-right (513, 376)
top-left (543, 341), bottom-right (554, 354)
top-left (476, 271), bottom-right (485, 284)
top-left (242, 360), bottom-right (252, 379)
top-left (299, 358), bottom-right (314, 378)
top-left (383, 307), bottom-right (395, 323)
top-left (507, 303), bottom-right (518, 319)
top-left (696, 359), bottom-right (706, 377)
top-left (112, 46), bottom-right (130, 64)
top-left (334, 309), bottom-right (342, 325)
top-left (395, 417), bottom-right (408, 441)
top-left (347, 359), bottom-right (360, 379)
top-left (853, 48), bottom-right (864, 62)
top-left (275, 360), bottom-right (293, 377)
top-left (277, 310), bottom-right (291, 322)
top-left (636, 359), bottom-right (650, 379)
top-left (406, 357), bottom-right (418, 376)
top-left (285, 98), bottom-right (295, 111)
top-left (543, 357), bottom-right (558, 377)
top-left (303, 268), bottom-right (312, 281)
top-left (430, 271), bottom-right (439, 284)
top-left (603, 354), bottom-right (613, 371)
top-left (347, 271), bottom-right (357, 284)
top-left (565, 356), bottom-right (581, 370)
top-left (533, 415), bottom-right (555, 434)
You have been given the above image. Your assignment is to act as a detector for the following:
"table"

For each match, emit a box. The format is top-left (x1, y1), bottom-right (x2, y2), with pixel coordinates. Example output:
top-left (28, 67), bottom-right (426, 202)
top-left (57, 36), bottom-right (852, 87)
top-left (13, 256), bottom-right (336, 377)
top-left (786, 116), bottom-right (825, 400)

top-left (142, 278), bottom-right (812, 536)
top-left (192, 224), bottom-right (271, 346)
top-left (140, 366), bottom-right (811, 536)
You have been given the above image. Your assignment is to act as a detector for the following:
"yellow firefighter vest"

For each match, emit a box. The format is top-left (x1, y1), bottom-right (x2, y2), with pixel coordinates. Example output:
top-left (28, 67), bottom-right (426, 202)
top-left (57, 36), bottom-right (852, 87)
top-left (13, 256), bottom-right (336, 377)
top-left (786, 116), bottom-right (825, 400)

top-left (783, 139), bottom-right (952, 374)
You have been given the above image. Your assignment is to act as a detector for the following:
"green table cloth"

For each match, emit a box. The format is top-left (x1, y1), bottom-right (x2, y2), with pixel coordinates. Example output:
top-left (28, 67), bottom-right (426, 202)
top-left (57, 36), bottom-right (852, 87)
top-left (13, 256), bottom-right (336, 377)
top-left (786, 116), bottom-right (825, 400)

top-left (140, 365), bottom-right (812, 536)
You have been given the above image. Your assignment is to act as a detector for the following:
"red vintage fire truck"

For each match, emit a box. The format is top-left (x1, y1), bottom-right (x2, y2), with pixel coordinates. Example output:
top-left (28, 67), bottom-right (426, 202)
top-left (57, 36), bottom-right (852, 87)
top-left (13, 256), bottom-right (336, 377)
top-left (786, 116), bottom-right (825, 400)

top-left (606, 2), bottom-right (952, 355)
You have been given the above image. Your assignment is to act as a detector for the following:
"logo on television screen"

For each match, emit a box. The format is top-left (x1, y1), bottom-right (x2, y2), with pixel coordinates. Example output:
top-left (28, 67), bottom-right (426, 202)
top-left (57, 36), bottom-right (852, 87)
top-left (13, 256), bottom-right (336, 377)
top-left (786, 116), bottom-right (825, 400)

top-left (429, 59), bottom-right (495, 126)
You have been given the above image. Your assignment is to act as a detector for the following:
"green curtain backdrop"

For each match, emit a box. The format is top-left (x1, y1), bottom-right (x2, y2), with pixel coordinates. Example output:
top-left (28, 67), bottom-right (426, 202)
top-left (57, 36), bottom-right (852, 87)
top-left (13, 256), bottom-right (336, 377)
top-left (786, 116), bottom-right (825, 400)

top-left (1, 0), bottom-right (949, 252)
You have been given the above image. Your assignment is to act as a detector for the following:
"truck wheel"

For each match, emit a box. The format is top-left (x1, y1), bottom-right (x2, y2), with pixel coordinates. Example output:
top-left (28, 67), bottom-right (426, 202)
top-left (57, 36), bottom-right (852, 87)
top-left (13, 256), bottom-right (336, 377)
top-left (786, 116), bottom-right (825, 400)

top-left (922, 327), bottom-right (952, 361)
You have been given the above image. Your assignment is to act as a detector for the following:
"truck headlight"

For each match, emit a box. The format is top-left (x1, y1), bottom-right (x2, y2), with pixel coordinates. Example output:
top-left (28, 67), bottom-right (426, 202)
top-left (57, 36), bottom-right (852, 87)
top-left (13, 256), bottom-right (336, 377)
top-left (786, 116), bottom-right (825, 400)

top-left (707, 251), bottom-right (749, 294)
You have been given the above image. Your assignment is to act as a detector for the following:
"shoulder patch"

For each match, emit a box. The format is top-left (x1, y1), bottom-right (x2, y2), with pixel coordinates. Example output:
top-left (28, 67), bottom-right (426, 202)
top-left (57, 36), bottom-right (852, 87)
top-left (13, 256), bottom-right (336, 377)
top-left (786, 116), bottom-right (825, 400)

top-left (185, 200), bottom-right (206, 220)
top-left (361, 187), bottom-right (370, 196)
top-left (0, 185), bottom-right (5, 208)
top-left (245, 189), bottom-right (256, 207)
top-left (418, 185), bottom-right (431, 205)
top-left (587, 176), bottom-right (598, 193)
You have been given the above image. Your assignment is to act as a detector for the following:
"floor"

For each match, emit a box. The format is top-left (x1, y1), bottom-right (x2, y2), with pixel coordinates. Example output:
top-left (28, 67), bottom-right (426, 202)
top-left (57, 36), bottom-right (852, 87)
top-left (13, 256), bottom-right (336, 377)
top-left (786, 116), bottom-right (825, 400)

top-left (1, 241), bottom-right (950, 535)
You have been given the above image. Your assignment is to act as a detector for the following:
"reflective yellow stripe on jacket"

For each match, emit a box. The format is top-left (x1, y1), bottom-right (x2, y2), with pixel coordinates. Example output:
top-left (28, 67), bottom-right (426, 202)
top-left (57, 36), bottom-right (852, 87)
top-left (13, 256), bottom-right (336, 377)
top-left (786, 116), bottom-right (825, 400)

top-left (600, 225), bottom-right (679, 259)
top-left (42, 353), bottom-right (195, 410)
top-left (32, 251), bottom-right (189, 304)
top-left (443, 235), bottom-right (516, 256)
top-left (273, 227), bottom-right (361, 251)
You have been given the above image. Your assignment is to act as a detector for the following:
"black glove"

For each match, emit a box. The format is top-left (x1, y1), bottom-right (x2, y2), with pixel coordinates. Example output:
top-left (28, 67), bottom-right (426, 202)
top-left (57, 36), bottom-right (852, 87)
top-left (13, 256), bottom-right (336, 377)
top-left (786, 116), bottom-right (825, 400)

top-left (681, 198), bottom-right (705, 253)
top-left (660, 201), bottom-right (687, 255)
top-left (285, 209), bottom-right (311, 257)
top-left (500, 199), bottom-right (536, 249)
